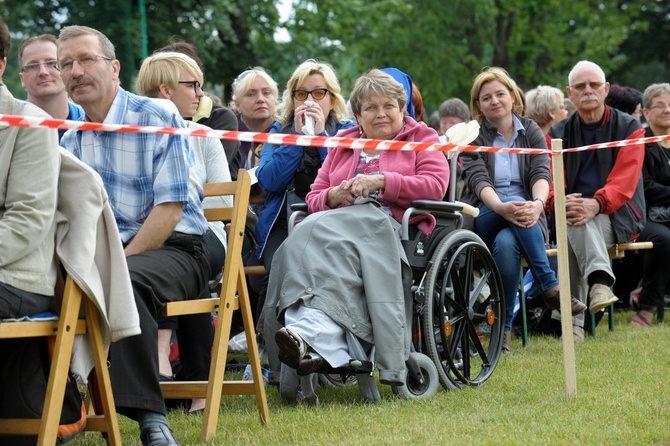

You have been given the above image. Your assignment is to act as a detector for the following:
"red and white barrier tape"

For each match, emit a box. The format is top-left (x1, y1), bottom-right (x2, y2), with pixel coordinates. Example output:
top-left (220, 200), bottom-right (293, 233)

top-left (1, 114), bottom-right (669, 155)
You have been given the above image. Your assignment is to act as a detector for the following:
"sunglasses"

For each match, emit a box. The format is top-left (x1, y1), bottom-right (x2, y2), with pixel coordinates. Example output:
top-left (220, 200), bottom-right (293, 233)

top-left (292, 88), bottom-right (330, 101)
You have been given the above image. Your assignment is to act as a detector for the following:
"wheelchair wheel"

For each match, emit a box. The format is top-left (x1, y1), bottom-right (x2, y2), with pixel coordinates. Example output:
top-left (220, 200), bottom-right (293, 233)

top-left (421, 229), bottom-right (504, 389)
top-left (391, 352), bottom-right (438, 399)
top-left (318, 373), bottom-right (358, 388)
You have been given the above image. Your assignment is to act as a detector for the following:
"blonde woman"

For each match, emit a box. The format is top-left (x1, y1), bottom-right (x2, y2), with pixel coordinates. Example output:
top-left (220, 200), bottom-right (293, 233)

top-left (525, 85), bottom-right (569, 134)
top-left (254, 59), bottom-right (355, 312)
top-left (230, 67), bottom-right (279, 170)
top-left (137, 51), bottom-right (231, 414)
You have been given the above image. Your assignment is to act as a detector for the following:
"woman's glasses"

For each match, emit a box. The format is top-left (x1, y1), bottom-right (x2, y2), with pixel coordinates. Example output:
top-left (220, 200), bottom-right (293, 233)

top-left (178, 80), bottom-right (202, 94)
top-left (292, 88), bottom-right (330, 101)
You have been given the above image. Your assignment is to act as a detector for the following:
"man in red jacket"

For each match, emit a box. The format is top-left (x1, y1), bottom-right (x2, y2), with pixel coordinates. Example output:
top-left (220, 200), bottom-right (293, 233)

top-left (548, 60), bottom-right (646, 341)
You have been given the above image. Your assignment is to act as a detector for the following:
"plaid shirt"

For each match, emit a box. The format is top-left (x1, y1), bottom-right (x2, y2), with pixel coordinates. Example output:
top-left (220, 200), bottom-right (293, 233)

top-left (61, 87), bottom-right (207, 242)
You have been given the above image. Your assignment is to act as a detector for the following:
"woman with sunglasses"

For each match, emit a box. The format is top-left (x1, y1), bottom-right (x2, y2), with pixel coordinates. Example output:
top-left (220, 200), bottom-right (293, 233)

top-left (136, 51), bottom-right (231, 414)
top-left (254, 59), bottom-right (355, 315)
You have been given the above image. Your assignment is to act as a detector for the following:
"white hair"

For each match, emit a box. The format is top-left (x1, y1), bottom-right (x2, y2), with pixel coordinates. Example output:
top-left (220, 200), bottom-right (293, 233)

top-left (568, 61), bottom-right (606, 86)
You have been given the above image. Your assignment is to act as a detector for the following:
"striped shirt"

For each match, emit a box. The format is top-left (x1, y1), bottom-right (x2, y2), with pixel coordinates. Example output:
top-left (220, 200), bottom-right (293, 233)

top-left (61, 87), bottom-right (207, 242)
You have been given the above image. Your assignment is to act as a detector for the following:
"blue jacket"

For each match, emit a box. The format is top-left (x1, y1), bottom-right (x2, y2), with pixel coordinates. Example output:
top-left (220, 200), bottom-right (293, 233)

top-left (255, 118), bottom-right (355, 257)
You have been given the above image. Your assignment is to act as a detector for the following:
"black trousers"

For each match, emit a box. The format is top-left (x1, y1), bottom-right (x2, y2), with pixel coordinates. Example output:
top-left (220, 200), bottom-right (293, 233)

top-left (638, 220), bottom-right (670, 315)
top-left (0, 282), bottom-right (51, 319)
top-left (110, 232), bottom-right (210, 420)
top-left (159, 229), bottom-right (225, 384)
top-left (256, 219), bottom-right (289, 324)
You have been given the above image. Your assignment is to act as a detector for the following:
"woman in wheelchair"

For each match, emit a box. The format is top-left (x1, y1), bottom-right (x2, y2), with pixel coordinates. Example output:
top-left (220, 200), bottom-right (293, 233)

top-left (461, 67), bottom-right (586, 353)
top-left (261, 69), bottom-right (448, 390)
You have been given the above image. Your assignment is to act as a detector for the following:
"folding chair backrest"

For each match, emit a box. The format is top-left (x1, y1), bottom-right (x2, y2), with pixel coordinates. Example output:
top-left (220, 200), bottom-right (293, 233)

top-left (161, 169), bottom-right (270, 442)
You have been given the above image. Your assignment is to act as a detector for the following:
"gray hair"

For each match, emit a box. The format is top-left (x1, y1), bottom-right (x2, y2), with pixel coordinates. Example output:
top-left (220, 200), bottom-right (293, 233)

top-left (525, 85), bottom-right (565, 127)
top-left (349, 69), bottom-right (407, 118)
top-left (567, 60), bottom-right (605, 86)
top-left (57, 25), bottom-right (116, 60)
top-left (642, 83), bottom-right (670, 109)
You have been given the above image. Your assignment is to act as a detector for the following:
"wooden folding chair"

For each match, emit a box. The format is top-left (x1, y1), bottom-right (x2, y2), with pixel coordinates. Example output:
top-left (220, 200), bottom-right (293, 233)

top-left (0, 274), bottom-right (121, 445)
top-left (160, 169), bottom-right (270, 442)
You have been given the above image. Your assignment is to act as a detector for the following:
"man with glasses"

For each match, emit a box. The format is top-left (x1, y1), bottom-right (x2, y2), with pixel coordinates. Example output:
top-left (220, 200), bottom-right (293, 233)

top-left (547, 60), bottom-right (646, 340)
top-left (58, 25), bottom-right (210, 446)
top-left (18, 34), bottom-right (83, 141)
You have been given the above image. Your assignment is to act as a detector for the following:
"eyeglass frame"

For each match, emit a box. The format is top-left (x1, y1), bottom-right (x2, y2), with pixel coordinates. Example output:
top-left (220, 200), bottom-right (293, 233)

top-left (646, 103), bottom-right (670, 112)
top-left (21, 60), bottom-right (60, 73)
top-left (178, 80), bottom-right (202, 94)
top-left (569, 81), bottom-right (606, 92)
top-left (292, 88), bottom-right (330, 101)
top-left (58, 55), bottom-right (113, 72)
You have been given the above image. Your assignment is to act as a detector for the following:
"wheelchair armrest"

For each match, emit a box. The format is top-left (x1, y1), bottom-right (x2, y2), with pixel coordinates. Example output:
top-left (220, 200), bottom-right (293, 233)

top-left (288, 204), bottom-right (308, 236)
top-left (401, 200), bottom-right (479, 241)
top-left (290, 203), bottom-right (308, 212)
top-left (411, 200), bottom-right (479, 218)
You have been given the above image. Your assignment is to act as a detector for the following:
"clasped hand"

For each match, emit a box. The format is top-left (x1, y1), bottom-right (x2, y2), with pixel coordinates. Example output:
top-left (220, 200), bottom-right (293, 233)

top-left (327, 174), bottom-right (385, 208)
top-left (565, 193), bottom-right (600, 226)
top-left (498, 200), bottom-right (542, 228)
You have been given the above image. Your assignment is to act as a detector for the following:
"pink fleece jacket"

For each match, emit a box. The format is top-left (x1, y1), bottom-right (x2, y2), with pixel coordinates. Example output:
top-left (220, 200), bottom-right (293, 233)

top-left (306, 117), bottom-right (449, 233)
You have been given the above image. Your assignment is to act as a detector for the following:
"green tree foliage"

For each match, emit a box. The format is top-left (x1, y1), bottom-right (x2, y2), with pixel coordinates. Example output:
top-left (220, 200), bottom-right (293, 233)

top-left (0, 0), bottom-right (664, 114)
top-left (285, 0), bottom-right (645, 111)
top-left (610, 0), bottom-right (670, 92)
top-left (1, 0), bottom-right (281, 101)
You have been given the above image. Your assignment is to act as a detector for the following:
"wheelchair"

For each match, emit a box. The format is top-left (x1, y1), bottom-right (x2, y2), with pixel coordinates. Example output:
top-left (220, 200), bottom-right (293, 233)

top-left (279, 194), bottom-right (505, 402)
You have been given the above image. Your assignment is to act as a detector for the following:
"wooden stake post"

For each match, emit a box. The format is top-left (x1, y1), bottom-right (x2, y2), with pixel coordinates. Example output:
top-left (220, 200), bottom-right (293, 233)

top-left (551, 138), bottom-right (577, 396)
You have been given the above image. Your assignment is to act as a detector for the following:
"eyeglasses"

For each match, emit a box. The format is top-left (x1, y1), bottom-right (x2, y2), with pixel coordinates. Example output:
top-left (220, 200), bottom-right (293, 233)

top-left (237, 69), bottom-right (259, 80)
top-left (569, 81), bottom-right (605, 92)
top-left (21, 60), bottom-right (60, 73)
top-left (59, 55), bottom-right (113, 72)
top-left (178, 80), bottom-right (202, 94)
top-left (292, 88), bottom-right (330, 101)
top-left (647, 103), bottom-right (670, 111)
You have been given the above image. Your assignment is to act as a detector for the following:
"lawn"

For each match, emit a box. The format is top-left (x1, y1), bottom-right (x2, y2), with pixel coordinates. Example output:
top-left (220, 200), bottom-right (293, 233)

top-left (71, 310), bottom-right (670, 445)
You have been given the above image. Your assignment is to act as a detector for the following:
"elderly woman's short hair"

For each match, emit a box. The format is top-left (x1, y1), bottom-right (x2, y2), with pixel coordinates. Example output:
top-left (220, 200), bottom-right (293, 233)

top-left (229, 67), bottom-right (279, 112)
top-left (349, 69), bottom-right (408, 118)
top-left (641, 83), bottom-right (670, 109)
top-left (136, 52), bottom-right (203, 98)
top-left (525, 85), bottom-right (565, 127)
top-left (470, 67), bottom-right (525, 123)
top-left (277, 59), bottom-right (348, 124)
top-left (438, 98), bottom-right (471, 121)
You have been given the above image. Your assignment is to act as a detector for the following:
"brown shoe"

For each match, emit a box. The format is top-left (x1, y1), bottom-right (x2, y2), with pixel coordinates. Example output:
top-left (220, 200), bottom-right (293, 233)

top-left (543, 291), bottom-right (587, 315)
top-left (589, 283), bottom-right (618, 313)
top-left (502, 330), bottom-right (512, 354)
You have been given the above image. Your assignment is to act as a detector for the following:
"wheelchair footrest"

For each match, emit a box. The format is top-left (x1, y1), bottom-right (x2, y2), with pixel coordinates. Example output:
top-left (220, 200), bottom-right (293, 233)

top-left (317, 359), bottom-right (375, 375)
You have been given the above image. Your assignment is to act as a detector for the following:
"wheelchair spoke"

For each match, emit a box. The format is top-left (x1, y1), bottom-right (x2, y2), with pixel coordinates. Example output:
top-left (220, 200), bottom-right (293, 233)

top-left (422, 229), bottom-right (505, 390)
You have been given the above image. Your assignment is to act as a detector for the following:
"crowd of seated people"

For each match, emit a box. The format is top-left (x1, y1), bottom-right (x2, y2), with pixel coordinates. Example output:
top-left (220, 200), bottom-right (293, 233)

top-left (4, 11), bottom-right (670, 443)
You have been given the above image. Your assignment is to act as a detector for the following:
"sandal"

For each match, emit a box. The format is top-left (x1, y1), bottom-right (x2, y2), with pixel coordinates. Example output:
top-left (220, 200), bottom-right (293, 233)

top-left (631, 312), bottom-right (652, 327)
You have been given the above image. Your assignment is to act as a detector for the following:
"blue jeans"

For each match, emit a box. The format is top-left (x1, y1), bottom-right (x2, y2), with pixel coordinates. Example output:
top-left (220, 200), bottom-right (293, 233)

top-left (474, 196), bottom-right (559, 331)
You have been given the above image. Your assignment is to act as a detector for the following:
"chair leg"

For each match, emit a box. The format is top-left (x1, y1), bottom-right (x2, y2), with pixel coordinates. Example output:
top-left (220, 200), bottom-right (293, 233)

top-left (37, 278), bottom-right (83, 444)
top-left (85, 299), bottom-right (122, 446)
top-left (519, 267), bottom-right (529, 347)
top-left (237, 269), bottom-right (270, 425)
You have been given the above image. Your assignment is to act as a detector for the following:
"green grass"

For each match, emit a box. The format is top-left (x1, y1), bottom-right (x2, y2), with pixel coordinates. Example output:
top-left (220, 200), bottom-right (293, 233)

top-left (71, 310), bottom-right (670, 445)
